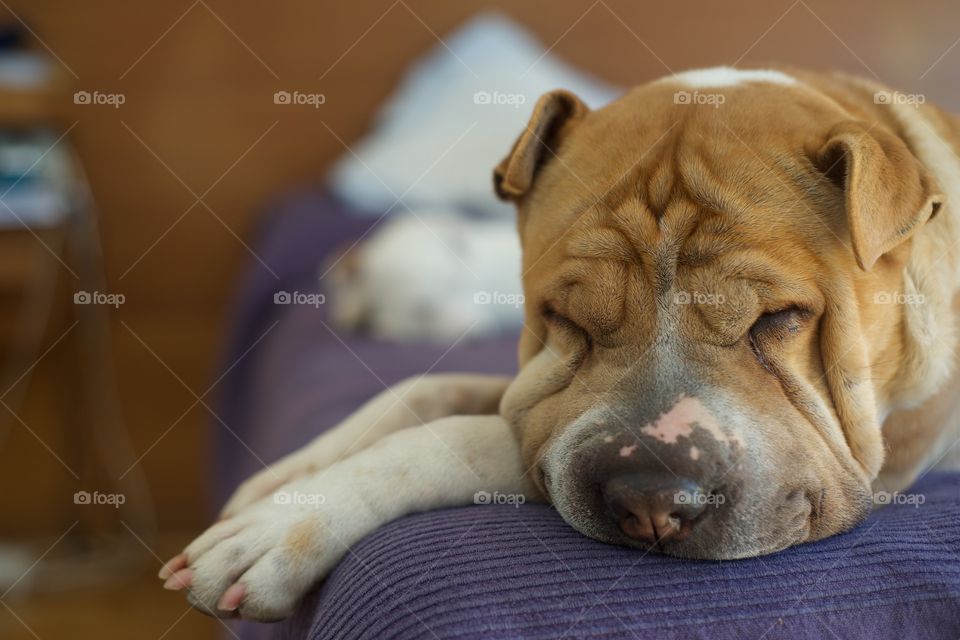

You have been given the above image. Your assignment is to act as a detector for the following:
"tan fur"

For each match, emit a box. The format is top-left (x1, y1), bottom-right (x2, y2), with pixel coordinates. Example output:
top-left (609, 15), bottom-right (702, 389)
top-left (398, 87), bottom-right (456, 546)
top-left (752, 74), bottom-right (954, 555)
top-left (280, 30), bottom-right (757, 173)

top-left (794, 71), bottom-right (960, 486)
top-left (497, 68), bottom-right (959, 557)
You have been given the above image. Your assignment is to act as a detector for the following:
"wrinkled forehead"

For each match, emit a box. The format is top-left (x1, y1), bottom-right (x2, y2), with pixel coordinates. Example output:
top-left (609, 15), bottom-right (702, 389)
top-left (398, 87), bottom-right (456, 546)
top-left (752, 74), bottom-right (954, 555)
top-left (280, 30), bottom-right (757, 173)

top-left (521, 74), bottom-right (848, 280)
top-left (531, 205), bottom-right (824, 346)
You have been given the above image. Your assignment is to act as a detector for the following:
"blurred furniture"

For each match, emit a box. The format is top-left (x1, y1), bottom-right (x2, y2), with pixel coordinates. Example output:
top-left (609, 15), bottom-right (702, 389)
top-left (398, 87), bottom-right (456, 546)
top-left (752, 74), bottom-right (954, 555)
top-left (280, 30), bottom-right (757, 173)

top-left (0, 122), bottom-right (77, 594)
top-left (0, 35), bottom-right (154, 592)
top-left (0, 34), bottom-right (73, 429)
top-left (215, 188), bottom-right (960, 640)
top-left (0, 39), bottom-right (85, 555)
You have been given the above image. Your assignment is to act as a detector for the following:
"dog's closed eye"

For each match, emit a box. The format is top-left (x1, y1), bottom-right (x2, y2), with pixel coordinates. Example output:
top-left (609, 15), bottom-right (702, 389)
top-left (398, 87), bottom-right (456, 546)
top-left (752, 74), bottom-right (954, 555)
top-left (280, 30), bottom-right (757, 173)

top-left (750, 307), bottom-right (808, 339)
top-left (543, 304), bottom-right (594, 352)
top-left (748, 307), bottom-right (810, 367)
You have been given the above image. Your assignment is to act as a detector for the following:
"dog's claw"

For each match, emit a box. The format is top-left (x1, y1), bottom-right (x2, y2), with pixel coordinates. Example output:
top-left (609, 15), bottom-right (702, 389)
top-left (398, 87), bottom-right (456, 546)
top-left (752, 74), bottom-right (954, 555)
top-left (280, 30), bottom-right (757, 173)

top-left (159, 553), bottom-right (188, 580)
top-left (218, 582), bottom-right (246, 612)
top-left (163, 568), bottom-right (193, 591)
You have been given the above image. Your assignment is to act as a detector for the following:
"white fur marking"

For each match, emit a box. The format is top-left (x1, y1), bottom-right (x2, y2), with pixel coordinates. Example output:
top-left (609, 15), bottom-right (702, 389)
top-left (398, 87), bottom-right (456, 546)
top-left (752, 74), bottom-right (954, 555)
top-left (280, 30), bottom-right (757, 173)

top-left (662, 66), bottom-right (796, 89)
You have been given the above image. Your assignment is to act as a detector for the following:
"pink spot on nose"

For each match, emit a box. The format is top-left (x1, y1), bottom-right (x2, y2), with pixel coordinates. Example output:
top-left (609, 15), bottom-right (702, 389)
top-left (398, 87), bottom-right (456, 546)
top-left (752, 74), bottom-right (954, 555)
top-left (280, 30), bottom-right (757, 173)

top-left (690, 446), bottom-right (700, 460)
top-left (640, 395), bottom-right (727, 445)
top-left (619, 444), bottom-right (638, 457)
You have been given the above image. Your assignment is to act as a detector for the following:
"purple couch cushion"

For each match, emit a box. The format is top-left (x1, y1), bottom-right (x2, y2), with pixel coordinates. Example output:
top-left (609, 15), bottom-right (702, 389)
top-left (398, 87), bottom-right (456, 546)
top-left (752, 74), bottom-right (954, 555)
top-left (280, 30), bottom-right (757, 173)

top-left (289, 478), bottom-right (958, 639)
top-left (218, 187), bottom-right (960, 639)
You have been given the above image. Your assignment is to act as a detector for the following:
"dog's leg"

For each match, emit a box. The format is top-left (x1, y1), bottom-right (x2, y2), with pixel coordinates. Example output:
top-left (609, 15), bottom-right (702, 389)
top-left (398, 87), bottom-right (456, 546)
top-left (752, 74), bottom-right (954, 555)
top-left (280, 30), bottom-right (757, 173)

top-left (219, 374), bottom-right (511, 518)
top-left (162, 414), bottom-right (540, 621)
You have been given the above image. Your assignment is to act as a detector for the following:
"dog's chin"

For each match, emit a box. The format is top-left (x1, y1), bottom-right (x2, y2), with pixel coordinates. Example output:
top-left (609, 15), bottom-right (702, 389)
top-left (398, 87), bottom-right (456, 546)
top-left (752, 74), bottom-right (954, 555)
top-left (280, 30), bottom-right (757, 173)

top-left (578, 523), bottom-right (811, 560)
top-left (660, 531), bottom-right (811, 561)
top-left (555, 496), bottom-right (816, 561)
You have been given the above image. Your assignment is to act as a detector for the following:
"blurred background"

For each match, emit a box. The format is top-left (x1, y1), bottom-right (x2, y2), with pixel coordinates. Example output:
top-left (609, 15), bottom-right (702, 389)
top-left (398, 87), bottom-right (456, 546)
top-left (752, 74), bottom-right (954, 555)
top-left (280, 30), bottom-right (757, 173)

top-left (0, 1), bottom-right (958, 638)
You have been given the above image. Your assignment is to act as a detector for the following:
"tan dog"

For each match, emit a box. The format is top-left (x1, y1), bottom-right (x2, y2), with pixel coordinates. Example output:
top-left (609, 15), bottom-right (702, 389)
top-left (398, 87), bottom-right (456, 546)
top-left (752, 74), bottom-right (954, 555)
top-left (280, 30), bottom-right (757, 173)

top-left (160, 67), bottom-right (960, 621)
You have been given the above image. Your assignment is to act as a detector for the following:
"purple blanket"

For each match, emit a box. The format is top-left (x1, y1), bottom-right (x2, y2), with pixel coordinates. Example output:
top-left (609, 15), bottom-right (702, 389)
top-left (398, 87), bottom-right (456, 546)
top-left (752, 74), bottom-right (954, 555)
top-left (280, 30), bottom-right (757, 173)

top-left (215, 187), bottom-right (960, 639)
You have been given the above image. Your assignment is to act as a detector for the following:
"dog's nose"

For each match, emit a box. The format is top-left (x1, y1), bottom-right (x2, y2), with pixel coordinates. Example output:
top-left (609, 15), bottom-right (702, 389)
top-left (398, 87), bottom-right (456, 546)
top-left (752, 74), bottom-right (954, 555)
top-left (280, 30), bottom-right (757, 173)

top-left (603, 472), bottom-right (707, 544)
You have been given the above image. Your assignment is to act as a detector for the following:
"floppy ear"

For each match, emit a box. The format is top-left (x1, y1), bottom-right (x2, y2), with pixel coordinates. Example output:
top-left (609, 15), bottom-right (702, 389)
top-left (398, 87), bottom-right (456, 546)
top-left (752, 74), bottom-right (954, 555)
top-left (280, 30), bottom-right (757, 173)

top-left (493, 89), bottom-right (589, 201)
top-left (815, 122), bottom-right (944, 271)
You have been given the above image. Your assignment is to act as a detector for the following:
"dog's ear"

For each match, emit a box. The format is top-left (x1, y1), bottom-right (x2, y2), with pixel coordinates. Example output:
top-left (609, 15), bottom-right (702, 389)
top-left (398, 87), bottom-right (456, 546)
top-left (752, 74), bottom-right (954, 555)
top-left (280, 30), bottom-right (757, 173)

top-left (494, 90), bottom-right (589, 201)
top-left (815, 122), bottom-right (944, 271)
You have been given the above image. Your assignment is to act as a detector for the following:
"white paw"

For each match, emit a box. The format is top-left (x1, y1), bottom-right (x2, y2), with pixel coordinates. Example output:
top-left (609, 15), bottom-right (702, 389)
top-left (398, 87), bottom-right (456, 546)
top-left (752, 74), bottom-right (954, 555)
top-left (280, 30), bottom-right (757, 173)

top-left (218, 468), bottom-right (292, 519)
top-left (219, 450), bottom-right (328, 519)
top-left (162, 492), bottom-right (344, 621)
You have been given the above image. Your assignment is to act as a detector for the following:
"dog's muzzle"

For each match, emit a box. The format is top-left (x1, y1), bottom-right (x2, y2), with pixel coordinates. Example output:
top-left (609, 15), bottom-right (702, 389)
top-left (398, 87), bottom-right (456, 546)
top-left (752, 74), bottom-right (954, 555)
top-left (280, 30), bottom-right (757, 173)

top-left (542, 391), bottom-right (763, 557)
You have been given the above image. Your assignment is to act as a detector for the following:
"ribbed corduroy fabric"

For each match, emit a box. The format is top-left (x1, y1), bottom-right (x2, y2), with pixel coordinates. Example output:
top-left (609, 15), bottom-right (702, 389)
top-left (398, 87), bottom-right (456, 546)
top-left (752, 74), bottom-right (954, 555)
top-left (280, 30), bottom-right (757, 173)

top-left (270, 474), bottom-right (959, 639)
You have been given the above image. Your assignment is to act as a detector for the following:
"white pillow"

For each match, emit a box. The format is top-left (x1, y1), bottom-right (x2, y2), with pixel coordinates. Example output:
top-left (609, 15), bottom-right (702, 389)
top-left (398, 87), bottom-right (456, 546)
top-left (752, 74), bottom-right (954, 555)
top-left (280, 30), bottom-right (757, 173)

top-left (327, 12), bottom-right (620, 217)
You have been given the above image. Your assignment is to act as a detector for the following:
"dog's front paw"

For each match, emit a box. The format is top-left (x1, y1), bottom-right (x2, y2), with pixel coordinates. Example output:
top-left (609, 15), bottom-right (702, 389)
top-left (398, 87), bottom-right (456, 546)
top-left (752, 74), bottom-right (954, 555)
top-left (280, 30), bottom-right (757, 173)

top-left (160, 497), bottom-right (341, 621)
top-left (219, 449), bottom-right (328, 519)
top-left (219, 468), bottom-right (293, 519)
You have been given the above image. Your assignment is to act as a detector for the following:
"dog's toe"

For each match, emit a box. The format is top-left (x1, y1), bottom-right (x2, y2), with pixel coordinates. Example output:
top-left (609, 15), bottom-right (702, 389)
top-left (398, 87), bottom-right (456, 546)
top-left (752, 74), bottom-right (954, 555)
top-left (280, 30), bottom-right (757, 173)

top-left (186, 532), bottom-right (271, 616)
top-left (174, 503), bottom-right (335, 622)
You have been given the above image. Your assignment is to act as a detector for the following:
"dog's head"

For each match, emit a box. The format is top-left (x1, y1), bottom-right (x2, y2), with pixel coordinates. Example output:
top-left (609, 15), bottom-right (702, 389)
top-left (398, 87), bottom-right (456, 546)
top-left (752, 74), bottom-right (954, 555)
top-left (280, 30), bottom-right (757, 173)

top-left (496, 69), bottom-right (946, 559)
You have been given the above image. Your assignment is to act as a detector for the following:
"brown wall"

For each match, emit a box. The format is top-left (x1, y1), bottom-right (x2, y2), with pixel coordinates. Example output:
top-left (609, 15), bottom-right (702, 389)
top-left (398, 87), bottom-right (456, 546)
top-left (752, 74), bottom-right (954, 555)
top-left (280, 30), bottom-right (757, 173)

top-left (3, 0), bottom-right (959, 535)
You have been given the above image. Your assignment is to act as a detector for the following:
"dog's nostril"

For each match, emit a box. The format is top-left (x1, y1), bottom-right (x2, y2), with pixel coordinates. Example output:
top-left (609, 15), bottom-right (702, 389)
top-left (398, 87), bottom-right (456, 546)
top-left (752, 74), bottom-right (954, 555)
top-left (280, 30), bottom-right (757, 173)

top-left (603, 472), bottom-right (709, 545)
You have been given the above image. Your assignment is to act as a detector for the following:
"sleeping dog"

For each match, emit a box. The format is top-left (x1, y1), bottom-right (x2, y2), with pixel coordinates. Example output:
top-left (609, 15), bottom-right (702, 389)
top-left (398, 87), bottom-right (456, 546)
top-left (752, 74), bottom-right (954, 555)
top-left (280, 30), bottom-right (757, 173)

top-left (161, 67), bottom-right (960, 620)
